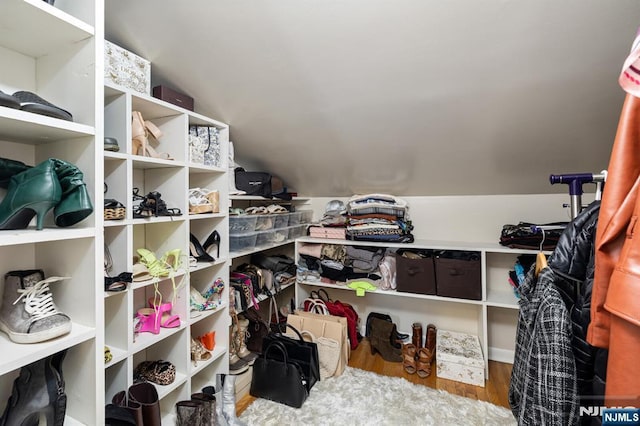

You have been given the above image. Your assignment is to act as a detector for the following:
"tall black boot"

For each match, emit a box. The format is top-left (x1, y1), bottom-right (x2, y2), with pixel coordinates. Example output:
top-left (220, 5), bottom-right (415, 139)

top-left (0, 350), bottom-right (67, 426)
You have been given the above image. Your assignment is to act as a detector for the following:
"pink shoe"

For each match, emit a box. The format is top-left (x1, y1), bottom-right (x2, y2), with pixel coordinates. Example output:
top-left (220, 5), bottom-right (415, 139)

top-left (147, 298), bottom-right (180, 328)
top-left (135, 308), bottom-right (161, 334)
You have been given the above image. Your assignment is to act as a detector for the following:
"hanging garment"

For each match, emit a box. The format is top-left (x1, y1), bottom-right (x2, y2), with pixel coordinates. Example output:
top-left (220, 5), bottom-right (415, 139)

top-left (547, 201), bottom-right (608, 423)
top-left (509, 267), bottom-right (579, 426)
top-left (587, 93), bottom-right (640, 407)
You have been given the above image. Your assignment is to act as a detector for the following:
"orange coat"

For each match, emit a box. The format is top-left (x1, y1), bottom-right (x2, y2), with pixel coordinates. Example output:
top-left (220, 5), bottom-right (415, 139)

top-left (588, 93), bottom-right (640, 407)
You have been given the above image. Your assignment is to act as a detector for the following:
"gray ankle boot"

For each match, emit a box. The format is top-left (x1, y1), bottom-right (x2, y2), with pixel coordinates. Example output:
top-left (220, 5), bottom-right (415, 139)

top-left (0, 270), bottom-right (72, 344)
top-left (175, 400), bottom-right (203, 426)
top-left (219, 374), bottom-right (247, 426)
top-left (0, 350), bottom-right (67, 426)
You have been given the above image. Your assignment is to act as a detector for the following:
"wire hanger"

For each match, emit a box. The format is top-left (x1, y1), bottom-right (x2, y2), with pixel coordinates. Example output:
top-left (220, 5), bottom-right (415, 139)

top-left (535, 228), bottom-right (548, 278)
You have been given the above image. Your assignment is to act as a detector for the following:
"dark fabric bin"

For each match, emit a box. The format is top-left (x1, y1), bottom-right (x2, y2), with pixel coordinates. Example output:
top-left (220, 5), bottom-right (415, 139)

top-left (435, 251), bottom-right (481, 300)
top-left (395, 251), bottom-right (437, 295)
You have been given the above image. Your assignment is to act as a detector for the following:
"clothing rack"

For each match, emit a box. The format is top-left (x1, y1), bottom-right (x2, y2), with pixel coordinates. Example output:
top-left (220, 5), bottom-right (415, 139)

top-left (549, 171), bottom-right (607, 220)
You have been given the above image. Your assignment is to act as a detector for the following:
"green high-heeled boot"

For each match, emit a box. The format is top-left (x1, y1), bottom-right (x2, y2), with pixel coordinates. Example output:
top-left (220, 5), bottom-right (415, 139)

top-left (0, 159), bottom-right (61, 230)
top-left (50, 159), bottom-right (93, 227)
top-left (0, 157), bottom-right (31, 189)
top-left (0, 157), bottom-right (93, 227)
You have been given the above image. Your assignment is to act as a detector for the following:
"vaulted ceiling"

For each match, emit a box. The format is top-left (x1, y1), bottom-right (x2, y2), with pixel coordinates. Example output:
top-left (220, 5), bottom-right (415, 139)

top-left (105, 0), bottom-right (640, 197)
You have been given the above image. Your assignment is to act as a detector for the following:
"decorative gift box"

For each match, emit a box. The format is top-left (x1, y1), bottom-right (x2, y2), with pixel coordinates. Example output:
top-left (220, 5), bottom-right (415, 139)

top-left (153, 85), bottom-right (194, 111)
top-left (436, 329), bottom-right (485, 387)
top-left (104, 41), bottom-right (151, 95)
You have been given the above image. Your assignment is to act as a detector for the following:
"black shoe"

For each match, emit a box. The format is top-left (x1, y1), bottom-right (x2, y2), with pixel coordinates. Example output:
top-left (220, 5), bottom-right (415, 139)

top-left (190, 233), bottom-right (215, 262)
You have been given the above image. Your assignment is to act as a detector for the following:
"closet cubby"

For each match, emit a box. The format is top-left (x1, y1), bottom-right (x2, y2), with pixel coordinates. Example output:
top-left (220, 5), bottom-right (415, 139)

top-left (294, 237), bottom-right (543, 376)
top-left (102, 81), bottom-right (230, 419)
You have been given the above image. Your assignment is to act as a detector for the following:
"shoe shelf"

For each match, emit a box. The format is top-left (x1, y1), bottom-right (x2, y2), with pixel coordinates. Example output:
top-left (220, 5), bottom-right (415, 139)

top-left (189, 301), bottom-right (227, 326)
top-left (0, 227), bottom-right (96, 246)
top-left (230, 238), bottom-right (298, 259)
top-left (1, 0), bottom-right (94, 58)
top-left (0, 323), bottom-right (95, 376)
top-left (0, 109), bottom-right (95, 143)
top-left (103, 79), bottom-right (231, 413)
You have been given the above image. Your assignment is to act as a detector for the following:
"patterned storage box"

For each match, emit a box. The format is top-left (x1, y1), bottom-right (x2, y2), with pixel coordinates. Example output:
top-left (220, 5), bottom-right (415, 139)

top-left (436, 329), bottom-right (485, 387)
top-left (104, 41), bottom-right (151, 95)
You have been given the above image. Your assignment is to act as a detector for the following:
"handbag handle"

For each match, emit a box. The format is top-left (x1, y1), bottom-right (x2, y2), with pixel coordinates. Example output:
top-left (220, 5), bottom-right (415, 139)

top-left (262, 340), bottom-right (289, 362)
top-left (300, 330), bottom-right (317, 342)
top-left (273, 323), bottom-right (305, 342)
top-left (303, 298), bottom-right (329, 315)
top-left (315, 288), bottom-right (331, 303)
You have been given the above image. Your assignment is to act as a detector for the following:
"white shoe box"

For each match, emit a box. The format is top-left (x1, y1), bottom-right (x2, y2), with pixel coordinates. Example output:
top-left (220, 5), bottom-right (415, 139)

top-left (435, 329), bottom-right (485, 387)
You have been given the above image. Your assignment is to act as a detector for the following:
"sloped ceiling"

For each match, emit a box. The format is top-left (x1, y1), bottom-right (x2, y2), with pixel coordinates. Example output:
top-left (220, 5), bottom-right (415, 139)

top-left (105, 0), bottom-right (640, 197)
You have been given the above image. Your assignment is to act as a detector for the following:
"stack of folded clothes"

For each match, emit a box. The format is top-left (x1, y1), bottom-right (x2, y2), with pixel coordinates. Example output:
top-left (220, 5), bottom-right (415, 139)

top-left (308, 200), bottom-right (348, 239)
top-left (346, 194), bottom-right (414, 243)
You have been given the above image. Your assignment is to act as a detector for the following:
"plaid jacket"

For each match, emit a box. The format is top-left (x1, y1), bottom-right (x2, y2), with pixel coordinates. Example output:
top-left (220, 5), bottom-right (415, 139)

top-left (509, 267), bottom-right (579, 425)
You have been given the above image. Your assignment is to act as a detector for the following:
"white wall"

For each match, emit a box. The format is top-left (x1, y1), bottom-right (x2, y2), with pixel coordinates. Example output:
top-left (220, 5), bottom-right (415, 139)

top-left (307, 193), bottom-right (591, 242)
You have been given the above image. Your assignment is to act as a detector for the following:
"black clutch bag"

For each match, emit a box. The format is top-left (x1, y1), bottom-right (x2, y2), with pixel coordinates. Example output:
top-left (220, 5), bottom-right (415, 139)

top-left (250, 341), bottom-right (309, 408)
top-left (262, 324), bottom-right (320, 391)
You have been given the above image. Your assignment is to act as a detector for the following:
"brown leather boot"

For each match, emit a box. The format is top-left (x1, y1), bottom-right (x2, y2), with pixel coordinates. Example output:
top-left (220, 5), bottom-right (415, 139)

top-left (425, 324), bottom-right (437, 359)
top-left (412, 322), bottom-right (423, 349)
top-left (369, 318), bottom-right (402, 362)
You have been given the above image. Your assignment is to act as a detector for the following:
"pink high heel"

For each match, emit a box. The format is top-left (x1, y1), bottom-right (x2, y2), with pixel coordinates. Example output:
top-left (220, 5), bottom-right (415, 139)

top-left (135, 308), bottom-right (161, 335)
top-left (147, 298), bottom-right (180, 328)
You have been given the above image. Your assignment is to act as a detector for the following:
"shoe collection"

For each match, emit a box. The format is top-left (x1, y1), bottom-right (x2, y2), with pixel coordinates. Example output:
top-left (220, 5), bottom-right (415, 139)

top-left (403, 322), bottom-right (437, 378)
top-left (0, 157), bottom-right (93, 230)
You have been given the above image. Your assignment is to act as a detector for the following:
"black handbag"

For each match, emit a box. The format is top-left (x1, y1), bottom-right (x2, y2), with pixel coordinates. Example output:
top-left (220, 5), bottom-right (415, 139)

top-left (244, 307), bottom-right (269, 354)
top-left (250, 341), bottom-right (309, 408)
top-left (262, 324), bottom-right (320, 391)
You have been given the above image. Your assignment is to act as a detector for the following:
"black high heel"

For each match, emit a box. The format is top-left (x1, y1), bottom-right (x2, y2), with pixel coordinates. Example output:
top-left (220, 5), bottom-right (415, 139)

top-left (202, 230), bottom-right (220, 258)
top-left (189, 233), bottom-right (215, 262)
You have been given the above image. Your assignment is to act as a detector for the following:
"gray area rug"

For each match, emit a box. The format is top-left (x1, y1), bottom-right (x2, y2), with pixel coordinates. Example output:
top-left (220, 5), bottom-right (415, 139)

top-left (239, 366), bottom-right (516, 425)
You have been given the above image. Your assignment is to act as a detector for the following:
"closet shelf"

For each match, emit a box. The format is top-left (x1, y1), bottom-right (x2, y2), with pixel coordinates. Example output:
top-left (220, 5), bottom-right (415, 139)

top-left (189, 258), bottom-right (227, 274)
top-left (230, 195), bottom-right (309, 202)
top-left (0, 323), bottom-right (95, 376)
top-left (189, 344), bottom-right (227, 376)
top-left (298, 280), bottom-right (485, 306)
top-left (0, 228), bottom-right (95, 247)
top-left (236, 281), bottom-right (295, 314)
top-left (104, 151), bottom-right (128, 161)
top-left (131, 216), bottom-right (187, 226)
top-left (189, 212), bottom-right (226, 221)
top-left (155, 372), bottom-right (188, 401)
top-left (1, 0), bottom-right (94, 57)
top-left (230, 238), bottom-right (295, 259)
top-left (104, 345), bottom-right (128, 367)
top-left (0, 110), bottom-right (95, 143)
top-left (188, 164), bottom-right (226, 174)
top-left (188, 301), bottom-right (227, 326)
top-left (131, 323), bottom-right (187, 354)
top-left (132, 157), bottom-right (187, 169)
top-left (130, 271), bottom-right (187, 291)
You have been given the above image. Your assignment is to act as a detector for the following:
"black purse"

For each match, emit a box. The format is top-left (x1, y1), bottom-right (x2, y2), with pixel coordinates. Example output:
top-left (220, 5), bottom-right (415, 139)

top-left (250, 341), bottom-right (309, 408)
top-left (262, 324), bottom-right (320, 392)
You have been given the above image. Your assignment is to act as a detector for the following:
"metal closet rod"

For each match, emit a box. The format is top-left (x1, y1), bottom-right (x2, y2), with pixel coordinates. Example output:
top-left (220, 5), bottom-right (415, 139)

top-left (549, 171), bottom-right (607, 220)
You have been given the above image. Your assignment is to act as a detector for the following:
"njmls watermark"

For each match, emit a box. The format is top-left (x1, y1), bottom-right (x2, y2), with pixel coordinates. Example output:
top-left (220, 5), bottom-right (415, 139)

top-left (580, 396), bottom-right (640, 424)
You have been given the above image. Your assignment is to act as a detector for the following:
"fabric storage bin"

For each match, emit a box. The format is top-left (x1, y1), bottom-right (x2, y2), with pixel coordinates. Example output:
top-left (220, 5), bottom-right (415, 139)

top-left (230, 232), bottom-right (258, 252)
top-left (255, 214), bottom-right (276, 231)
top-left (274, 213), bottom-right (290, 229)
top-left (436, 329), bottom-right (485, 387)
top-left (104, 41), bottom-right (151, 95)
top-left (255, 229), bottom-right (276, 247)
top-left (434, 251), bottom-right (481, 300)
top-left (395, 250), bottom-right (436, 295)
top-left (230, 215), bottom-right (257, 235)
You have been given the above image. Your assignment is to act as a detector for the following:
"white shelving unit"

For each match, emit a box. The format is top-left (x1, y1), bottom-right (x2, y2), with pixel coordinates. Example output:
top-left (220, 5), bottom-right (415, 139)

top-left (294, 237), bottom-right (544, 377)
top-left (0, 1), bottom-right (103, 424)
top-left (103, 83), bottom-right (230, 419)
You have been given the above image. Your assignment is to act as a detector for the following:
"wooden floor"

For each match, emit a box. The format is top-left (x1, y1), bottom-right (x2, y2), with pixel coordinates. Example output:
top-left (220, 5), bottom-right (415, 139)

top-left (236, 338), bottom-right (513, 415)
